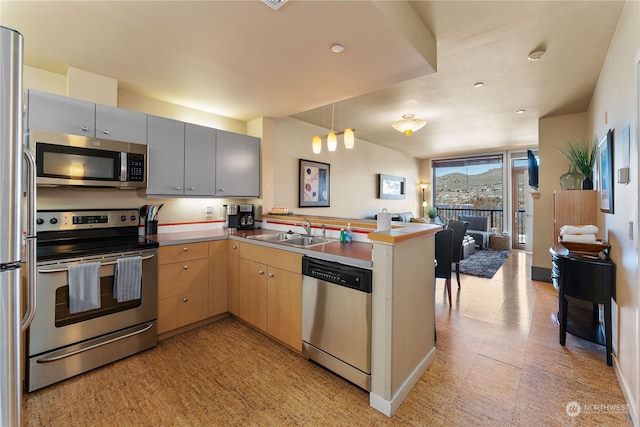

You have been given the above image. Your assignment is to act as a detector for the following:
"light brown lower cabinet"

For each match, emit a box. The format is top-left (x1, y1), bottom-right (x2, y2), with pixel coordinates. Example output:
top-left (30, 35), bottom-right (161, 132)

top-left (238, 242), bottom-right (302, 351)
top-left (157, 242), bottom-right (209, 334)
top-left (208, 240), bottom-right (228, 317)
top-left (227, 240), bottom-right (240, 315)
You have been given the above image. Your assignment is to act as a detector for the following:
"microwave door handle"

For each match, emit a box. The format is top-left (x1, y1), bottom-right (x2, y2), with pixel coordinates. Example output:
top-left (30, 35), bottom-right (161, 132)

top-left (120, 152), bottom-right (127, 182)
top-left (37, 253), bottom-right (156, 274)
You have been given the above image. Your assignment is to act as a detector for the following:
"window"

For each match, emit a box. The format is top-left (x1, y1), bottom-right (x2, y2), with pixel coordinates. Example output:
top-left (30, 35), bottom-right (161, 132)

top-left (432, 154), bottom-right (504, 228)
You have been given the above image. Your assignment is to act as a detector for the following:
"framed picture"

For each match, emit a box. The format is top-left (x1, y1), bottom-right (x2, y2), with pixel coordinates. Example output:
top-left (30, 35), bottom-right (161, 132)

top-left (598, 129), bottom-right (614, 213)
top-left (378, 174), bottom-right (406, 199)
top-left (299, 159), bottom-right (330, 207)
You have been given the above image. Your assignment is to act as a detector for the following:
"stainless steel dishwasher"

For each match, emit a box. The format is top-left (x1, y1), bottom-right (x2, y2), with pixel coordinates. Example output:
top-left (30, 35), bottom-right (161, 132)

top-left (301, 256), bottom-right (372, 391)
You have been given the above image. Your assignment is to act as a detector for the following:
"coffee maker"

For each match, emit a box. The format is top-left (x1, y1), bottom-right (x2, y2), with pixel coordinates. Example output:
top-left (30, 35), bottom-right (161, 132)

top-left (226, 204), bottom-right (239, 230)
top-left (238, 204), bottom-right (255, 229)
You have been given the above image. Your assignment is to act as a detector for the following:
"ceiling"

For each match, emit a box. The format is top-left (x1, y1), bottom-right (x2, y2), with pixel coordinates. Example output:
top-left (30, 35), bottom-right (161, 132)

top-left (0, 1), bottom-right (625, 159)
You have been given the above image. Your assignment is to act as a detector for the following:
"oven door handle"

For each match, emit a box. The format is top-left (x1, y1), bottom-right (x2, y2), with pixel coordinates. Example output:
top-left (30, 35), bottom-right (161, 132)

top-left (37, 253), bottom-right (156, 273)
top-left (35, 322), bottom-right (154, 363)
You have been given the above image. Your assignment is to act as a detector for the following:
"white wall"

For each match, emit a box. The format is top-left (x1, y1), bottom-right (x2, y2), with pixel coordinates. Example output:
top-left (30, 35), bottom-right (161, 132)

top-left (586, 1), bottom-right (639, 423)
top-left (271, 117), bottom-right (421, 219)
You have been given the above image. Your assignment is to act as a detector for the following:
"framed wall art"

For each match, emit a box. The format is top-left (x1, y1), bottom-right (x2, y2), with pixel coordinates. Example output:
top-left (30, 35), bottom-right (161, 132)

top-left (378, 174), bottom-right (406, 199)
top-left (598, 129), bottom-right (614, 213)
top-left (299, 159), bottom-right (330, 207)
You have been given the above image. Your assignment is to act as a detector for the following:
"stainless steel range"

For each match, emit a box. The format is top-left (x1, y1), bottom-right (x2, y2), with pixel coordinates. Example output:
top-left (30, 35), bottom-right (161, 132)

top-left (27, 209), bottom-right (159, 391)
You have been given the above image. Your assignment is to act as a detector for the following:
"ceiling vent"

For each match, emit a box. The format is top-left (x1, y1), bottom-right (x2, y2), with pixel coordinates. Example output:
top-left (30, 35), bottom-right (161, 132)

top-left (261, 0), bottom-right (287, 11)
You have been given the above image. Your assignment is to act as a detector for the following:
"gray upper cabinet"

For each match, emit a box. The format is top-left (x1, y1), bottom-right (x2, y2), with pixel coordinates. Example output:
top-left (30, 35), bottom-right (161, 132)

top-left (26, 89), bottom-right (95, 136)
top-left (215, 130), bottom-right (260, 197)
top-left (95, 104), bottom-right (147, 143)
top-left (184, 123), bottom-right (216, 196)
top-left (146, 115), bottom-right (185, 196)
top-left (26, 89), bottom-right (147, 144)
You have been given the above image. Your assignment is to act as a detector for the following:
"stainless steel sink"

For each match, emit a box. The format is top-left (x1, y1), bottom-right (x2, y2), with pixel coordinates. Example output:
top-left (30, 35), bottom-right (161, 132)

top-left (278, 236), bottom-right (334, 248)
top-left (247, 233), bottom-right (334, 248)
top-left (247, 232), bottom-right (301, 242)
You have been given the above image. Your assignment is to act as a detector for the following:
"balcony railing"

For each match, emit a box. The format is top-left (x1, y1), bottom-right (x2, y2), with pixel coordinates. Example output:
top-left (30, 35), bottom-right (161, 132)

top-left (435, 207), bottom-right (526, 244)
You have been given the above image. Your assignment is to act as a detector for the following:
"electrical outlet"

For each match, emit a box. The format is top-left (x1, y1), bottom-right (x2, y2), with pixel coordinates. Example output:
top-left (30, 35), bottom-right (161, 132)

top-left (205, 206), bottom-right (214, 217)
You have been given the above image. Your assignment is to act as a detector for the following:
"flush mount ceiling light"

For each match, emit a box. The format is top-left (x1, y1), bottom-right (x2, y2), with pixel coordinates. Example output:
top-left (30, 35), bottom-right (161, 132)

top-left (260, 0), bottom-right (287, 11)
top-left (527, 49), bottom-right (545, 61)
top-left (330, 43), bottom-right (345, 53)
top-left (516, 109), bottom-right (526, 114)
top-left (473, 82), bottom-right (484, 88)
top-left (391, 114), bottom-right (426, 136)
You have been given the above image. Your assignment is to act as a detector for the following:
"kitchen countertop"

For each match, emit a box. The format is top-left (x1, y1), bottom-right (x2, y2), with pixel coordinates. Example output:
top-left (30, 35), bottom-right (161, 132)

top-left (150, 227), bottom-right (374, 268)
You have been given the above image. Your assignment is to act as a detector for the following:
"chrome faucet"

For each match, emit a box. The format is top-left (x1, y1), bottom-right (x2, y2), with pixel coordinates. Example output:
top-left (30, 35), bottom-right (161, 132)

top-left (300, 218), bottom-right (313, 236)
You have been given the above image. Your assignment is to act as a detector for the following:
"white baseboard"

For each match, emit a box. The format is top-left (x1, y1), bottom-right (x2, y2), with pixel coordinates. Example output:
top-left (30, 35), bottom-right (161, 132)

top-left (615, 358), bottom-right (639, 426)
top-left (369, 346), bottom-right (437, 417)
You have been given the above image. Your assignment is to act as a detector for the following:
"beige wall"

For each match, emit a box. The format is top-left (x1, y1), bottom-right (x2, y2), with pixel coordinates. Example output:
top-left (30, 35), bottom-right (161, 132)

top-left (585, 1), bottom-right (639, 422)
top-left (533, 112), bottom-right (587, 270)
top-left (271, 117), bottom-right (421, 219)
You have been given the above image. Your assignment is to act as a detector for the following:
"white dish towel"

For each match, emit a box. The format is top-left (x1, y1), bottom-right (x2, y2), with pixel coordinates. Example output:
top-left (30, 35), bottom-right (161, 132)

top-left (113, 256), bottom-right (142, 302)
top-left (68, 262), bottom-right (101, 314)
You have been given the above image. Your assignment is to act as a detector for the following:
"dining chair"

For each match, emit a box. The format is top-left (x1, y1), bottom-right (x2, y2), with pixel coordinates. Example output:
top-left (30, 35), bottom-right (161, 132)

top-left (447, 220), bottom-right (469, 288)
top-left (435, 228), bottom-right (454, 306)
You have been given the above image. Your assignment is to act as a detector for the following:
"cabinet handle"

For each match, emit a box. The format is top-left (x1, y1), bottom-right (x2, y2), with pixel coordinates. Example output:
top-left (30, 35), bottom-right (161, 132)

top-left (81, 126), bottom-right (89, 132)
top-left (175, 186), bottom-right (181, 191)
top-left (268, 273), bottom-right (274, 278)
top-left (183, 247), bottom-right (189, 252)
top-left (232, 245), bottom-right (237, 249)
top-left (187, 187), bottom-right (195, 191)
top-left (218, 188), bottom-right (224, 192)
top-left (102, 129), bottom-right (110, 135)
top-left (258, 270), bottom-right (265, 275)
top-left (183, 297), bottom-right (188, 302)
top-left (183, 265), bottom-right (189, 270)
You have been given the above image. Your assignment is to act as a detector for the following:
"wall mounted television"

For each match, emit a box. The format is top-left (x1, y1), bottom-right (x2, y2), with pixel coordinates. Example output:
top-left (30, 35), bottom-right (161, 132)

top-left (527, 149), bottom-right (539, 190)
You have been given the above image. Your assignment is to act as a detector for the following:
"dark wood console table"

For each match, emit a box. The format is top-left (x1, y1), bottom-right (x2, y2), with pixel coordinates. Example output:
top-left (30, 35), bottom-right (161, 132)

top-left (550, 245), bottom-right (616, 366)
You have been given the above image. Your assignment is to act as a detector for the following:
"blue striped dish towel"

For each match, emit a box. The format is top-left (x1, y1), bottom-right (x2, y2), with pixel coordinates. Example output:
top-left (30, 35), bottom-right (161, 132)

top-left (113, 256), bottom-right (142, 302)
top-left (68, 262), bottom-right (101, 314)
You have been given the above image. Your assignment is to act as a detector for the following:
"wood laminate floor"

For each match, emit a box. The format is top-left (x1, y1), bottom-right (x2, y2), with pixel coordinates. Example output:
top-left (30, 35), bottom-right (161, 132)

top-left (22, 250), bottom-right (632, 426)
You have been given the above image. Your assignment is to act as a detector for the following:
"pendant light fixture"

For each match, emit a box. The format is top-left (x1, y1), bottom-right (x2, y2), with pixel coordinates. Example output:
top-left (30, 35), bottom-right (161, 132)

top-left (391, 114), bottom-right (426, 136)
top-left (311, 104), bottom-right (355, 153)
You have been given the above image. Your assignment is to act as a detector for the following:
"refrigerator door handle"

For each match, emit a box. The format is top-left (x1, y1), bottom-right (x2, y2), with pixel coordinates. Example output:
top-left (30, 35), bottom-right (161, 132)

top-left (21, 148), bottom-right (37, 331)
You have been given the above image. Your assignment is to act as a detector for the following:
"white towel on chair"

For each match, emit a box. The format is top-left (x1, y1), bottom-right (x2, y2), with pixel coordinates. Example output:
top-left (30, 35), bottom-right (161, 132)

top-left (560, 225), bottom-right (599, 235)
top-left (560, 234), bottom-right (598, 243)
top-left (68, 262), bottom-right (101, 314)
top-left (113, 256), bottom-right (142, 302)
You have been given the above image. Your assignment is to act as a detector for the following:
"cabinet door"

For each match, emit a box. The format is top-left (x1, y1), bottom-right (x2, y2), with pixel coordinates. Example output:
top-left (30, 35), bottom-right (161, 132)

top-left (215, 130), bottom-right (260, 197)
top-left (208, 240), bottom-right (228, 317)
top-left (238, 258), bottom-right (268, 331)
top-left (95, 104), bottom-right (147, 143)
top-left (158, 288), bottom-right (209, 334)
top-left (184, 123), bottom-right (216, 196)
top-left (27, 90), bottom-right (95, 136)
top-left (146, 115), bottom-right (185, 195)
top-left (227, 241), bottom-right (240, 315)
top-left (267, 267), bottom-right (302, 351)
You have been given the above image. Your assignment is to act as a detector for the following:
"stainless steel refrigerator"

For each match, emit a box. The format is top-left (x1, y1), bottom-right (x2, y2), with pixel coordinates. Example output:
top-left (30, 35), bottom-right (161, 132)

top-left (1, 25), bottom-right (36, 426)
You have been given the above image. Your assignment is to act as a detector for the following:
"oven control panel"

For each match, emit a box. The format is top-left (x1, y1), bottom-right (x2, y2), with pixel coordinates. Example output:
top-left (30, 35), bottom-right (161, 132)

top-left (36, 209), bottom-right (140, 232)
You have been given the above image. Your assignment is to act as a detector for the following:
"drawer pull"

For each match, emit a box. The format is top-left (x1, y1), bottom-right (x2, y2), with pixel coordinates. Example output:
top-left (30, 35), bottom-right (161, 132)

top-left (183, 297), bottom-right (188, 302)
top-left (183, 247), bottom-right (189, 252)
top-left (258, 270), bottom-right (265, 275)
top-left (232, 245), bottom-right (237, 249)
top-left (268, 273), bottom-right (274, 278)
top-left (183, 265), bottom-right (189, 270)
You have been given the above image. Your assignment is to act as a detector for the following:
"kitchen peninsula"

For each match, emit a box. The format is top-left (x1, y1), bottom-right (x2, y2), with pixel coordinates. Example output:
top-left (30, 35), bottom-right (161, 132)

top-left (153, 215), bottom-right (439, 417)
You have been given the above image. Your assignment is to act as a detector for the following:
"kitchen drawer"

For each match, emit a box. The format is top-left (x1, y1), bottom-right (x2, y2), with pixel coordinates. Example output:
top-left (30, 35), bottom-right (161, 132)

top-left (158, 258), bottom-right (209, 299)
top-left (158, 288), bottom-right (209, 334)
top-left (158, 242), bottom-right (209, 264)
top-left (240, 243), bottom-right (302, 274)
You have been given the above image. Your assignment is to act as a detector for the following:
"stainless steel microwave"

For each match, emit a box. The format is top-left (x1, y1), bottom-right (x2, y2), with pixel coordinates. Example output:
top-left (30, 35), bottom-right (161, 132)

top-left (28, 130), bottom-right (147, 188)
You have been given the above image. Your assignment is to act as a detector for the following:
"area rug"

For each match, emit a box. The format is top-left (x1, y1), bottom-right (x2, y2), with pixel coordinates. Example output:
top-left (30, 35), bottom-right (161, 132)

top-left (458, 249), bottom-right (511, 279)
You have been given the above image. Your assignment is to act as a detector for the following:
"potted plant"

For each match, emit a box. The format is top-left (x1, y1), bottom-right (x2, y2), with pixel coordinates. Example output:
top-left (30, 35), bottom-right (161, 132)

top-left (559, 137), bottom-right (597, 189)
top-left (427, 206), bottom-right (438, 222)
